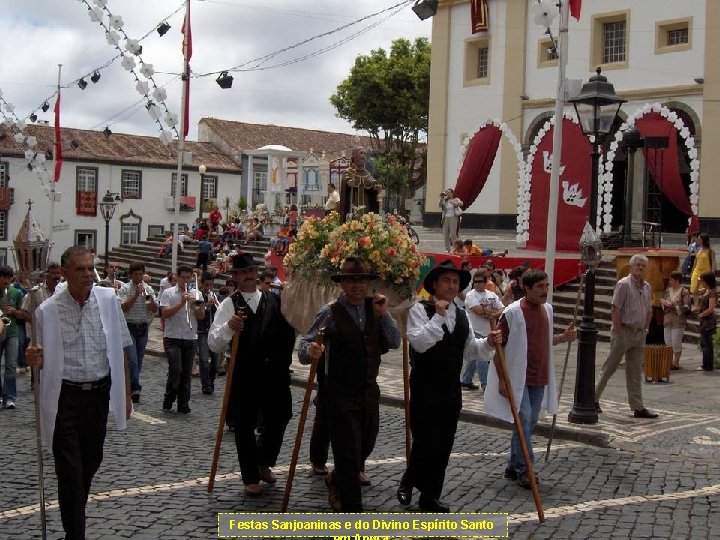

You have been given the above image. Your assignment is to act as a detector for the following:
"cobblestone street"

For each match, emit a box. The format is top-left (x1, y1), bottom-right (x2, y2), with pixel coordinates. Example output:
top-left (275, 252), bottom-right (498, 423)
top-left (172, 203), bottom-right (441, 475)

top-left (2, 349), bottom-right (720, 539)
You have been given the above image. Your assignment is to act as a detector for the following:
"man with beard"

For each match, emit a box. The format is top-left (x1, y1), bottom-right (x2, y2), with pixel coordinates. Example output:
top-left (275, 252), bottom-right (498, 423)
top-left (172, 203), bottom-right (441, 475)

top-left (484, 270), bottom-right (576, 488)
top-left (209, 253), bottom-right (296, 496)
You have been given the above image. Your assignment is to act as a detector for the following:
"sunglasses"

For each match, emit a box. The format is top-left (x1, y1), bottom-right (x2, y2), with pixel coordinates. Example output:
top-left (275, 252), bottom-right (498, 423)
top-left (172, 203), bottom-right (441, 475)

top-left (342, 276), bottom-right (369, 283)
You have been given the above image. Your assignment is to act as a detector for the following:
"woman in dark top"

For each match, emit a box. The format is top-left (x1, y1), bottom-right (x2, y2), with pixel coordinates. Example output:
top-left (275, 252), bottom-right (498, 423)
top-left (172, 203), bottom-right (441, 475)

top-left (695, 271), bottom-right (717, 371)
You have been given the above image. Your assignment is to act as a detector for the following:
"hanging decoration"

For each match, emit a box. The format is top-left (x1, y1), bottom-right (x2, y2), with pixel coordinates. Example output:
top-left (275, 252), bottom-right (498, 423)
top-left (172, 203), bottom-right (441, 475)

top-left (599, 102), bottom-right (700, 233)
top-left (0, 92), bottom-right (53, 196)
top-left (457, 119), bottom-right (526, 244)
top-left (523, 112), bottom-right (595, 250)
top-left (79, 0), bottom-right (180, 145)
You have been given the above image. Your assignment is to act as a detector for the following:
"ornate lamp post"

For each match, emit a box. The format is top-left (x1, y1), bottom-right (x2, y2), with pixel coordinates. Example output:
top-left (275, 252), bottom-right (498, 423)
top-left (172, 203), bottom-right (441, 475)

top-left (99, 191), bottom-right (120, 275)
top-left (198, 163), bottom-right (207, 220)
top-left (567, 68), bottom-right (625, 424)
top-left (622, 127), bottom-right (643, 246)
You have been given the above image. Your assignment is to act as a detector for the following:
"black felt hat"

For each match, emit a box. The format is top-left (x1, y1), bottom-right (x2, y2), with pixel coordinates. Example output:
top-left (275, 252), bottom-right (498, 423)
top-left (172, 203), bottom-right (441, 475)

top-left (423, 259), bottom-right (471, 296)
top-left (231, 253), bottom-right (258, 271)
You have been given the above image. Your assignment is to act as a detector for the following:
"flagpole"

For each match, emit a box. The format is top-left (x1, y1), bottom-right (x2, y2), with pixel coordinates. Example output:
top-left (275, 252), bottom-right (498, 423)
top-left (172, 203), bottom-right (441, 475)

top-left (543, 0), bottom-right (569, 302)
top-left (171, 0), bottom-right (191, 274)
top-left (48, 64), bottom-right (61, 261)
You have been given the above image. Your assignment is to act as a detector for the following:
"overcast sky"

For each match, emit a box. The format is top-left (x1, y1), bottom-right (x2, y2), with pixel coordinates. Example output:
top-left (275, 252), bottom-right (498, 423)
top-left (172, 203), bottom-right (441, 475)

top-left (0, 0), bottom-right (431, 141)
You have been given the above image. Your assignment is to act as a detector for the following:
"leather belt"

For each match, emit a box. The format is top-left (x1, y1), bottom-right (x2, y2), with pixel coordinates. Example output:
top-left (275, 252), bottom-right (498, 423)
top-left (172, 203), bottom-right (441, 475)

top-left (126, 321), bottom-right (149, 327)
top-left (62, 376), bottom-right (111, 391)
top-left (621, 323), bottom-right (645, 334)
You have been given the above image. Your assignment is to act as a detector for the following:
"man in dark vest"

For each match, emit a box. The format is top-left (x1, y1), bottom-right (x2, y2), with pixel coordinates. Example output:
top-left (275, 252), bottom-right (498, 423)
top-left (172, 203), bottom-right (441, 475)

top-left (397, 260), bottom-right (499, 512)
top-left (209, 253), bottom-right (296, 496)
top-left (300, 256), bottom-right (401, 512)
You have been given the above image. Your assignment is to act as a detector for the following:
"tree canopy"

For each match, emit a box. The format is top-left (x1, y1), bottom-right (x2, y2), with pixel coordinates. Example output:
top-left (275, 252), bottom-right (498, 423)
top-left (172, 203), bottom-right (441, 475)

top-left (330, 37), bottom-right (430, 198)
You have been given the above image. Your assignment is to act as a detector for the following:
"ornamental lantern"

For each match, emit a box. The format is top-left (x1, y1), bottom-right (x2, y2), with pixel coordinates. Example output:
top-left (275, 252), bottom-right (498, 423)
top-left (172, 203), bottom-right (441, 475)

top-left (12, 200), bottom-right (50, 284)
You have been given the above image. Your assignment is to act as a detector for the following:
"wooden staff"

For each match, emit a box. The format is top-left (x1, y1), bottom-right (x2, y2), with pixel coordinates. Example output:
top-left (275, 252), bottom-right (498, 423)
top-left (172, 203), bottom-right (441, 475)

top-left (401, 337), bottom-right (411, 462)
top-left (29, 293), bottom-right (47, 539)
top-left (545, 275), bottom-right (583, 462)
top-left (490, 320), bottom-right (545, 523)
top-left (281, 328), bottom-right (325, 512)
top-left (207, 301), bottom-right (246, 493)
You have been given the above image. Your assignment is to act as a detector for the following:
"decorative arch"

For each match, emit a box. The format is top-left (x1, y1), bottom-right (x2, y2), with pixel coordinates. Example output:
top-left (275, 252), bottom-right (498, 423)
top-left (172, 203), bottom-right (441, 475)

top-left (524, 111), bottom-right (553, 148)
top-left (599, 103), bottom-right (701, 233)
top-left (454, 119), bottom-right (524, 243)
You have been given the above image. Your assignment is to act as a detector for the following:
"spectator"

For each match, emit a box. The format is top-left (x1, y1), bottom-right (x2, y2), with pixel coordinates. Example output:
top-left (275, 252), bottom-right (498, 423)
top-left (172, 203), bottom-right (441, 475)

top-left (661, 271), bottom-right (691, 370)
top-left (196, 235), bottom-right (213, 272)
top-left (209, 207), bottom-right (223, 234)
top-left (694, 271), bottom-right (717, 372)
top-left (690, 233), bottom-right (715, 301)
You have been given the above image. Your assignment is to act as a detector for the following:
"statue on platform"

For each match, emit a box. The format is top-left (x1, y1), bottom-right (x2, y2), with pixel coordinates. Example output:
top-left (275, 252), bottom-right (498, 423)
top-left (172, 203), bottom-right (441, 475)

top-left (339, 147), bottom-right (382, 221)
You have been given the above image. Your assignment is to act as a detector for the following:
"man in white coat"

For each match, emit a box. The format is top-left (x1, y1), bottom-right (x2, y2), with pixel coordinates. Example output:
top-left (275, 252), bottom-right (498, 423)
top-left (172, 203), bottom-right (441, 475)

top-left (26, 246), bottom-right (132, 539)
top-left (484, 270), bottom-right (575, 488)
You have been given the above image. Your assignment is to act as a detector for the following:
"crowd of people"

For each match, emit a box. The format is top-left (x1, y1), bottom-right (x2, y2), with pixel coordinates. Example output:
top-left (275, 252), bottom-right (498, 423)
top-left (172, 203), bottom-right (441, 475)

top-left (7, 223), bottom-right (717, 537)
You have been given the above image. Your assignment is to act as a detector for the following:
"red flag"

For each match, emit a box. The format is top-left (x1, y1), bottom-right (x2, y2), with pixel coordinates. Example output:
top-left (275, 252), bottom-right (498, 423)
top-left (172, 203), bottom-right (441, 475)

top-left (53, 92), bottom-right (62, 182)
top-left (470, 0), bottom-right (489, 34)
top-left (569, 0), bottom-right (582, 21)
top-left (181, 2), bottom-right (192, 137)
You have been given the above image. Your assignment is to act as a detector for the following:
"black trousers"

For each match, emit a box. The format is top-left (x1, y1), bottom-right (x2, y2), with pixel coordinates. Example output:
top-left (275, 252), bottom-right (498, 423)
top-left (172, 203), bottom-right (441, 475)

top-left (53, 382), bottom-right (110, 540)
top-left (232, 382), bottom-right (292, 485)
top-left (403, 379), bottom-right (461, 502)
top-left (309, 382), bottom-right (330, 467)
top-left (163, 338), bottom-right (196, 408)
top-left (326, 381), bottom-right (380, 512)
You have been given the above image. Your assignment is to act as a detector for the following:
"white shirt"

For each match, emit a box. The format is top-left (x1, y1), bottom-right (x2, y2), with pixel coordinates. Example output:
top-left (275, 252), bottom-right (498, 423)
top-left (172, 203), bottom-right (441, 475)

top-left (240, 289), bottom-right (261, 313)
top-left (444, 200), bottom-right (456, 217)
top-left (465, 288), bottom-right (504, 336)
top-left (407, 301), bottom-right (495, 361)
top-left (325, 190), bottom-right (340, 211)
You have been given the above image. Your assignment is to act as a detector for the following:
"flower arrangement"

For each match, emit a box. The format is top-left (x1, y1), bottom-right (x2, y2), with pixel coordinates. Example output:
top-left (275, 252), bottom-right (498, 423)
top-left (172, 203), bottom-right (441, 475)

top-left (284, 211), bottom-right (425, 298)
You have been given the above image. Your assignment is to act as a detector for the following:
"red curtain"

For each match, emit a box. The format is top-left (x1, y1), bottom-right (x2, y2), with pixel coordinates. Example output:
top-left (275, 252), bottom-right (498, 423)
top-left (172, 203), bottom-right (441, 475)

top-left (526, 119), bottom-right (592, 251)
top-left (635, 112), bottom-right (692, 216)
top-left (454, 125), bottom-right (502, 209)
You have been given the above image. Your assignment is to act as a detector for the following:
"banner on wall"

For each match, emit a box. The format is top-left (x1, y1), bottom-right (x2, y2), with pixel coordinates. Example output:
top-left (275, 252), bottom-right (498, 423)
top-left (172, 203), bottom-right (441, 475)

top-left (526, 119), bottom-right (592, 251)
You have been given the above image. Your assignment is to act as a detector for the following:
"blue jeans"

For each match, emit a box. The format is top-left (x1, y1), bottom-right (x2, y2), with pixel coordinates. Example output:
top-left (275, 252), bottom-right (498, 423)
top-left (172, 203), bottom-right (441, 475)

top-left (0, 335), bottom-right (19, 402)
top-left (460, 332), bottom-right (489, 389)
top-left (126, 323), bottom-right (150, 393)
top-left (509, 385), bottom-right (545, 474)
top-left (197, 333), bottom-right (218, 392)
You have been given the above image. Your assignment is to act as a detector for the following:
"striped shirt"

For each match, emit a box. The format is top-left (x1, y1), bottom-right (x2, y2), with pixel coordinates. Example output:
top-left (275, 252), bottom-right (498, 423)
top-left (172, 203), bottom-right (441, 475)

top-left (119, 281), bottom-right (156, 324)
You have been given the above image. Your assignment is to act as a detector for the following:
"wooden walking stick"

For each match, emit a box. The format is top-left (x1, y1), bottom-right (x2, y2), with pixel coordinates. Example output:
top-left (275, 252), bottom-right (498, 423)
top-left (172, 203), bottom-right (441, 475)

top-left (489, 320), bottom-right (545, 523)
top-left (208, 301), bottom-right (246, 493)
top-left (281, 328), bottom-right (325, 512)
top-left (401, 337), bottom-right (411, 462)
top-left (545, 274), bottom-right (583, 462)
top-left (29, 294), bottom-right (47, 539)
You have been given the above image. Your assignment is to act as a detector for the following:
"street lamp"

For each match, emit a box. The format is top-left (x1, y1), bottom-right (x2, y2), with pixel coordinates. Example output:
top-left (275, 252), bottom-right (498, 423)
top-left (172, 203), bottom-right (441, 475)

top-left (99, 190), bottom-right (120, 276)
top-left (198, 163), bottom-right (207, 220)
top-left (567, 68), bottom-right (625, 425)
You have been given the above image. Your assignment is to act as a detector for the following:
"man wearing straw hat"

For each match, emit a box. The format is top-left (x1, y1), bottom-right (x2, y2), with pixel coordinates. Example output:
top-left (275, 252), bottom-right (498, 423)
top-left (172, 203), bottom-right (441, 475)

top-left (300, 256), bottom-right (400, 512)
top-left (484, 270), bottom-right (576, 489)
top-left (397, 260), bottom-right (499, 513)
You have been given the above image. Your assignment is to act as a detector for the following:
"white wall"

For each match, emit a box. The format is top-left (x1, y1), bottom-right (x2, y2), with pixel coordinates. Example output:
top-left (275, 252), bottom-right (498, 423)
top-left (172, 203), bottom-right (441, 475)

top-left (1, 158), bottom-right (242, 264)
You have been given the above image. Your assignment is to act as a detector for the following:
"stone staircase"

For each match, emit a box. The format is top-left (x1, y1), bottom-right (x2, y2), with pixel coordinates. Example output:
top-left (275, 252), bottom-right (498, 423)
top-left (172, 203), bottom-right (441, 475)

top-left (553, 259), bottom-right (701, 344)
top-left (103, 235), bottom-right (272, 288)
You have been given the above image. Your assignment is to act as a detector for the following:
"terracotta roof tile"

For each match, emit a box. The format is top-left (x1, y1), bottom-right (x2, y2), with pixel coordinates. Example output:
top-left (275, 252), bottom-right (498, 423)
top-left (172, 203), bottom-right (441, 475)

top-left (0, 124), bottom-right (240, 173)
top-left (199, 118), bottom-right (373, 159)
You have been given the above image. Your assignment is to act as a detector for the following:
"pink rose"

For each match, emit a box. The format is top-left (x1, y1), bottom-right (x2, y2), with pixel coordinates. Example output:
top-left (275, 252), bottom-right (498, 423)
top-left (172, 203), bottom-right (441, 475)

top-left (358, 236), bottom-right (370, 248)
top-left (386, 247), bottom-right (396, 257)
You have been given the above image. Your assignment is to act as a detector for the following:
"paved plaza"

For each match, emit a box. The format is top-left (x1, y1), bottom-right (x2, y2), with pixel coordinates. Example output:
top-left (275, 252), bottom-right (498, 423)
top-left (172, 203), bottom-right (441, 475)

top-left (2, 227), bottom-right (720, 538)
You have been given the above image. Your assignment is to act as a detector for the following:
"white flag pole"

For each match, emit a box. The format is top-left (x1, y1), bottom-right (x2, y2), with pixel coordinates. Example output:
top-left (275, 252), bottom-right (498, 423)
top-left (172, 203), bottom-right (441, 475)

top-left (544, 0), bottom-right (570, 302)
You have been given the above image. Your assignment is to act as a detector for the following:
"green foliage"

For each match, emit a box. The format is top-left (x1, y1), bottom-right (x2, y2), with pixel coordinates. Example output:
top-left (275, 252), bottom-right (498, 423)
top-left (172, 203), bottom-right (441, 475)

top-left (331, 38), bottom-right (430, 204)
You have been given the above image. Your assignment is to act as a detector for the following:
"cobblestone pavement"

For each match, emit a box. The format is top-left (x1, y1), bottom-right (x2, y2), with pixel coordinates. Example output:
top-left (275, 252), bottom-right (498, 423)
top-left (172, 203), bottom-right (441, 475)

top-left (2, 350), bottom-right (720, 539)
top-left (3, 228), bottom-right (719, 538)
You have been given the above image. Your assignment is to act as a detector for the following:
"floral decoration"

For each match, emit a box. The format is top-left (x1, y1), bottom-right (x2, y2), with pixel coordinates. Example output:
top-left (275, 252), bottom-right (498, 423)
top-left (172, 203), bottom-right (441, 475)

top-left (284, 212), bottom-right (425, 298)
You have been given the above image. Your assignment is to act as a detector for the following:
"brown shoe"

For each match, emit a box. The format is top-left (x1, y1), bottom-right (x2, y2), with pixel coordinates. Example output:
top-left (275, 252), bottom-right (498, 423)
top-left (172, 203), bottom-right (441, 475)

top-left (244, 483), bottom-right (262, 496)
top-left (312, 464), bottom-right (329, 475)
top-left (259, 467), bottom-right (277, 484)
top-left (358, 472), bottom-right (371, 486)
top-left (324, 474), bottom-right (342, 512)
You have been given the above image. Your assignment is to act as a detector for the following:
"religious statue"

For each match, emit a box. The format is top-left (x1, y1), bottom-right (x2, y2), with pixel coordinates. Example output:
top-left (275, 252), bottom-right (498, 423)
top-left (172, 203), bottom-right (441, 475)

top-left (339, 147), bottom-right (382, 221)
